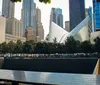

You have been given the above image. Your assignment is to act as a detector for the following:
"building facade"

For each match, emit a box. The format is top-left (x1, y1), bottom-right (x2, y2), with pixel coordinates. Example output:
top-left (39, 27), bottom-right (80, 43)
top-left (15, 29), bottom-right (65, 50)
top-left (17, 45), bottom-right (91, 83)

top-left (2, 0), bottom-right (15, 18)
top-left (50, 8), bottom-right (63, 28)
top-left (6, 18), bottom-right (23, 37)
top-left (93, 0), bottom-right (100, 31)
top-left (5, 34), bottom-right (26, 43)
top-left (69, 0), bottom-right (85, 31)
top-left (86, 7), bottom-right (94, 32)
top-left (22, 0), bottom-right (36, 34)
top-left (0, 16), bottom-right (6, 43)
top-left (0, 16), bottom-right (26, 43)
top-left (25, 27), bottom-right (36, 41)
top-left (56, 8), bottom-right (63, 28)
top-left (36, 8), bottom-right (44, 41)
top-left (36, 8), bottom-right (41, 23)
top-left (65, 21), bottom-right (70, 32)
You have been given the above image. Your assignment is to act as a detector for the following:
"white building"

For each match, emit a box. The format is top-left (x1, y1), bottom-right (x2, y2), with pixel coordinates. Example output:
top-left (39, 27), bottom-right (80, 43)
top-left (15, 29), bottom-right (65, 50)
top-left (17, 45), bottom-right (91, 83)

top-left (49, 16), bottom-right (91, 43)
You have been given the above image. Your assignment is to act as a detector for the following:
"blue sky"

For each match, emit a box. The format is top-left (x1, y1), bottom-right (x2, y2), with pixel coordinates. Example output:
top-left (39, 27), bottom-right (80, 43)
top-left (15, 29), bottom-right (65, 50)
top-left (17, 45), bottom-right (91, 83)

top-left (0, 0), bottom-right (92, 38)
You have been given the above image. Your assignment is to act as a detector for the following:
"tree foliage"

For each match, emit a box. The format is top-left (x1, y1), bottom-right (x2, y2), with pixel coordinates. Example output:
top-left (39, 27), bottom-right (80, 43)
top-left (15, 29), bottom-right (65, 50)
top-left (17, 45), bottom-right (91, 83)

top-left (0, 36), bottom-right (100, 54)
top-left (7, 41), bottom-right (15, 54)
top-left (81, 41), bottom-right (92, 53)
top-left (1, 42), bottom-right (8, 54)
top-left (94, 37), bottom-right (100, 53)
top-left (14, 40), bottom-right (23, 53)
top-left (22, 40), bottom-right (35, 54)
top-left (65, 36), bottom-right (79, 53)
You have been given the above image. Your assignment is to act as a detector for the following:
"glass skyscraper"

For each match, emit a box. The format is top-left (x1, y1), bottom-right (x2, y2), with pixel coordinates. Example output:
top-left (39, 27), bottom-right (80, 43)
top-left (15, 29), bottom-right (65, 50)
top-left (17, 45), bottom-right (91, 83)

top-left (88, 7), bottom-right (94, 32)
top-left (69, 0), bottom-right (85, 31)
top-left (56, 8), bottom-right (63, 28)
top-left (93, 0), bottom-right (100, 31)
top-left (56, 8), bottom-right (62, 15)
top-left (2, 0), bottom-right (15, 18)
top-left (22, 0), bottom-right (36, 34)
top-left (50, 8), bottom-right (63, 28)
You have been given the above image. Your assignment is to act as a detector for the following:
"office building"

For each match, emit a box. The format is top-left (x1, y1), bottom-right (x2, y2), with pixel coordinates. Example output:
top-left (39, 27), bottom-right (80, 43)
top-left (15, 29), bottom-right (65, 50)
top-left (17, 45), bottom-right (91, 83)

top-left (93, 0), bottom-right (100, 31)
top-left (6, 18), bottom-right (23, 37)
top-left (50, 8), bottom-right (56, 25)
top-left (69, 0), bottom-right (85, 31)
top-left (86, 7), bottom-right (94, 32)
top-left (25, 27), bottom-right (36, 41)
top-left (36, 8), bottom-right (44, 41)
top-left (22, 0), bottom-right (36, 34)
top-left (65, 21), bottom-right (70, 32)
top-left (36, 8), bottom-right (41, 23)
top-left (5, 34), bottom-right (26, 43)
top-left (2, 0), bottom-right (15, 18)
top-left (0, 16), bottom-right (26, 43)
top-left (56, 8), bottom-right (63, 28)
top-left (50, 8), bottom-right (63, 28)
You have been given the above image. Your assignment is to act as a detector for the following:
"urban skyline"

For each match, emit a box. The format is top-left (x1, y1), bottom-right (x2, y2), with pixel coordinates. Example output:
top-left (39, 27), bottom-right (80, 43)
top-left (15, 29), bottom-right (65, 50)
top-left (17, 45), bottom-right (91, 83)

top-left (0, 0), bottom-right (92, 37)
top-left (0, 0), bottom-right (44, 43)
top-left (0, 1), bottom-right (100, 85)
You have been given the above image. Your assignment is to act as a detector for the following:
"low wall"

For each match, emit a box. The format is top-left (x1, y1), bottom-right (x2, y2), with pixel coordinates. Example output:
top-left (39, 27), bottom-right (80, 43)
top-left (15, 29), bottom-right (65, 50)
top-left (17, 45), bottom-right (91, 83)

top-left (1, 58), bottom-right (98, 74)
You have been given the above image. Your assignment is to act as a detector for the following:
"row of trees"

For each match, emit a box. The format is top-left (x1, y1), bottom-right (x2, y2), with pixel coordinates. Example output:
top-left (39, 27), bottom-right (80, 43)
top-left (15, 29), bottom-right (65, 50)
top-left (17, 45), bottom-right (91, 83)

top-left (0, 36), bottom-right (100, 54)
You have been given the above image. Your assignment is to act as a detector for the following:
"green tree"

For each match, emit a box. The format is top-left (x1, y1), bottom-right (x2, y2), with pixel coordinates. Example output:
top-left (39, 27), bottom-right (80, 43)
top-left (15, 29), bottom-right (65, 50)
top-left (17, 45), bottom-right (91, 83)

top-left (65, 36), bottom-right (79, 53)
top-left (14, 40), bottom-right (23, 53)
top-left (47, 43), bottom-right (56, 54)
top-left (81, 41), bottom-right (92, 53)
top-left (55, 43), bottom-right (64, 53)
top-left (23, 40), bottom-right (35, 54)
top-left (53, 37), bottom-right (57, 44)
top-left (11, 0), bottom-right (51, 4)
top-left (76, 40), bottom-right (81, 53)
top-left (1, 42), bottom-right (8, 54)
top-left (8, 41), bottom-right (15, 54)
top-left (34, 42), bottom-right (42, 53)
top-left (94, 37), bottom-right (100, 53)
top-left (34, 42), bottom-right (49, 54)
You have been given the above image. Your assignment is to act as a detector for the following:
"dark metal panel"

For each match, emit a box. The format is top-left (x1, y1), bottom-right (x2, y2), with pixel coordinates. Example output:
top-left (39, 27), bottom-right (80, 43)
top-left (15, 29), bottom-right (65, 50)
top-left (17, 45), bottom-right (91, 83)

top-left (2, 59), bottom-right (98, 74)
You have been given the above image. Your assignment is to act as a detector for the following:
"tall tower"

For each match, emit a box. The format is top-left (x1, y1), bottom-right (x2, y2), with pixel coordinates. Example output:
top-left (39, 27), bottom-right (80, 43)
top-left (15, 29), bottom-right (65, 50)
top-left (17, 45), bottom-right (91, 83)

top-left (93, 0), bottom-right (100, 31)
top-left (50, 8), bottom-right (63, 28)
top-left (36, 8), bottom-right (41, 23)
top-left (22, 0), bottom-right (36, 34)
top-left (56, 8), bottom-right (63, 28)
top-left (65, 21), bottom-right (70, 32)
top-left (69, 0), bottom-right (85, 31)
top-left (2, 0), bottom-right (15, 18)
top-left (36, 8), bottom-right (44, 41)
